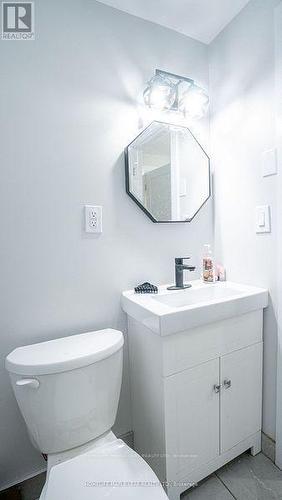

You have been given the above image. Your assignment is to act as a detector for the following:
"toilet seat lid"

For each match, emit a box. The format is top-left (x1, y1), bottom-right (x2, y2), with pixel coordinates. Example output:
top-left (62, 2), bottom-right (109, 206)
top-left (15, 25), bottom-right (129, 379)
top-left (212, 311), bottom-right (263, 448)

top-left (44, 439), bottom-right (168, 500)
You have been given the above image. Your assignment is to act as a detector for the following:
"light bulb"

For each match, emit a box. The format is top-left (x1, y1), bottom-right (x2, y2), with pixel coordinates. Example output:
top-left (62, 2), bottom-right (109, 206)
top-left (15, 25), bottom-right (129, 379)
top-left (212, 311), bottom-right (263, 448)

top-left (179, 84), bottom-right (209, 120)
top-left (143, 75), bottom-right (177, 111)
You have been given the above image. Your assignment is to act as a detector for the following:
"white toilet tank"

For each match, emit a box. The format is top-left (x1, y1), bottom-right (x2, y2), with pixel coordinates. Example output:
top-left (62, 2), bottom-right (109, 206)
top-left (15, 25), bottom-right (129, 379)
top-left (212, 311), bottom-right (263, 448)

top-left (5, 329), bottom-right (124, 454)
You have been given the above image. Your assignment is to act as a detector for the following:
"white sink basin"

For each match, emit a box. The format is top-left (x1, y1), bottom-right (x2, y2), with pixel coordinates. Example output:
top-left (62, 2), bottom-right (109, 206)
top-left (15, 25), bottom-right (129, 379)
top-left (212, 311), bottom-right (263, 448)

top-left (152, 285), bottom-right (241, 308)
top-left (121, 280), bottom-right (268, 335)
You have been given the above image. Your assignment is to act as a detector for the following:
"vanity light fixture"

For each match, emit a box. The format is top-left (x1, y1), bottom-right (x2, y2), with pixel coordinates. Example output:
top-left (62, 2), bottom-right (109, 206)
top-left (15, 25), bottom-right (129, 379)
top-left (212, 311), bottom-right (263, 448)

top-left (143, 73), bottom-right (177, 111)
top-left (143, 69), bottom-right (209, 120)
top-left (179, 83), bottom-right (210, 120)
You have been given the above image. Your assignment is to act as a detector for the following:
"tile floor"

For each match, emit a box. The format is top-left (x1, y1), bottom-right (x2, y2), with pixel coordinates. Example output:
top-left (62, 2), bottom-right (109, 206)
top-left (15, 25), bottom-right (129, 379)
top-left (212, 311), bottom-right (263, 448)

top-left (183, 452), bottom-right (282, 499)
top-left (1, 451), bottom-right (282, 499)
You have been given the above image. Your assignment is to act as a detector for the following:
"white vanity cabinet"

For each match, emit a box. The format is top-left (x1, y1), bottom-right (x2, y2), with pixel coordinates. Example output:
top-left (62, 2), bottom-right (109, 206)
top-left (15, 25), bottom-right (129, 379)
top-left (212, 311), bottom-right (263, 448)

top-left (125, 299), bottom-right (265, 500)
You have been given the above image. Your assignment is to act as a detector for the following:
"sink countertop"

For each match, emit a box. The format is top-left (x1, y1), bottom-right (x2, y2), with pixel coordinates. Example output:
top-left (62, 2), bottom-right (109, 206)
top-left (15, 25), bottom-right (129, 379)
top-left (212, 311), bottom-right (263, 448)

top-left (121, 280), bottom-right (268, 336)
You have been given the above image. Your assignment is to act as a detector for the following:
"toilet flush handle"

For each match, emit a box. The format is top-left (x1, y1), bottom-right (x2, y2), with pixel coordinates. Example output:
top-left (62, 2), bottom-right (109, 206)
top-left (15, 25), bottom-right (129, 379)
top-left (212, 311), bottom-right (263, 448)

top-left (16, 378), bottom-right (40, 389)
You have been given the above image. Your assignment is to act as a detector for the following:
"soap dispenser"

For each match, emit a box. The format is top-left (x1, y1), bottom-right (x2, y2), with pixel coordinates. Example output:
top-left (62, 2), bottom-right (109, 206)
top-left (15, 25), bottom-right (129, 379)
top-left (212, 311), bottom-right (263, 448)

top-left (202, 244), bottom-right (216, 283)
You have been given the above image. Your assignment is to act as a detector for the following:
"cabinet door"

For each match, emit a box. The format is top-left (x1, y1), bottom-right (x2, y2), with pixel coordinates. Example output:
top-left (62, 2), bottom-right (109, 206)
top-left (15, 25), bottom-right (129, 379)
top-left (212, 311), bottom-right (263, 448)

top-left (164, 358), bottom-right (220, 479)
top-left (220, 343), bottom-right (263, 453)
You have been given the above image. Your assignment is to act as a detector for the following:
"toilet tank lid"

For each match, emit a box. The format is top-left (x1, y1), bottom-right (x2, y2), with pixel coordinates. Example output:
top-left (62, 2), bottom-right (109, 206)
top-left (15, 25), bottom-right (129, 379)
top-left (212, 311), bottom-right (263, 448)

top-left (5, 329), bottom-right (124, 376)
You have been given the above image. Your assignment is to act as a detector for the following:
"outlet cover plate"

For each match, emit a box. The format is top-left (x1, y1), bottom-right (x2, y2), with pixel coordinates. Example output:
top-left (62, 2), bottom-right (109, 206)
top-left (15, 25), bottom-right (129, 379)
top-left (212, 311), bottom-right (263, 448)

top-left (85, 205), bottom-right (102, 233)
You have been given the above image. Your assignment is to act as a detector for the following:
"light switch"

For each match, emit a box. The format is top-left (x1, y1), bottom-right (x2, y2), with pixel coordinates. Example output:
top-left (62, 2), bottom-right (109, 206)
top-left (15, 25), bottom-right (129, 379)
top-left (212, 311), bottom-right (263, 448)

top-left (256, 205), bottom-right (271, 233)
top-left (262, 149), bottom-right (277, 177)
top-left (258, 211), bottom-right (265, 227)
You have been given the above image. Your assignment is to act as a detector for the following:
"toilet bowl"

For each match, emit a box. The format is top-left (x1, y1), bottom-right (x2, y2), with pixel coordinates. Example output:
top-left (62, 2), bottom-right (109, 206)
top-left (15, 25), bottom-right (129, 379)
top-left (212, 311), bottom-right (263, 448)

top-left (6, 329), bottom-right (168, 500)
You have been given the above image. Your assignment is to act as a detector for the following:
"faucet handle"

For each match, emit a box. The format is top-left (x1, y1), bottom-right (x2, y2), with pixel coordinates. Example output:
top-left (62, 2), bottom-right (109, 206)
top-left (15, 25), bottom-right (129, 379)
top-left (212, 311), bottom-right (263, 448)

top-left (175, 257), bottom-right (190, 265)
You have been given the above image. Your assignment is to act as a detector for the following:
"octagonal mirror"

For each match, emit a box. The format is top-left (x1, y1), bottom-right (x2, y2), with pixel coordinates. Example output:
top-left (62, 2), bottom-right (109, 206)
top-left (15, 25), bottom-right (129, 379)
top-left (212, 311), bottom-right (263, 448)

top-left (125, 121), bottom-right (210, 223)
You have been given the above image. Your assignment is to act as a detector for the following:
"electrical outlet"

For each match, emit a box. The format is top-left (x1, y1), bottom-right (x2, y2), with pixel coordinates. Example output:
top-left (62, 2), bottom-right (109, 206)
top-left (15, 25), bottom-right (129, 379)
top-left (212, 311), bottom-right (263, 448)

top-left (85, 205), bottom-right (102, 233)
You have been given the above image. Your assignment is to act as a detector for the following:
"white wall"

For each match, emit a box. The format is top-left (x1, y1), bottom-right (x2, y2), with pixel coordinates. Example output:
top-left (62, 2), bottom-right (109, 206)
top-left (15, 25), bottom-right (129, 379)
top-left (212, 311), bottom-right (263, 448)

top-left (209, 0), bottom-right (280, 441)
top-left (0, 0), bottom-right (211, 489)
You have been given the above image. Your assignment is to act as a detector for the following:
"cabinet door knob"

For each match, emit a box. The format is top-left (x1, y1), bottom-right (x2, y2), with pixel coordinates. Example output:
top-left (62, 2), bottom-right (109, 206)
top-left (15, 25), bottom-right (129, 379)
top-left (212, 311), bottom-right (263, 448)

top-left (223, 379), bottom-right (232, 389)
top-left (213, 384), bottom-right (221, 393)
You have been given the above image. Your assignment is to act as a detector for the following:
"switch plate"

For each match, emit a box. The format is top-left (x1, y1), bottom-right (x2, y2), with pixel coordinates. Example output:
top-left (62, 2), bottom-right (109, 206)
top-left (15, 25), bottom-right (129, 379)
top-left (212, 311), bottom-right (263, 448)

top-left (262, 149), bottom-right (277, 177)
top-left (85, 205), bottom-right (102, 233)
top-left (256, 205), bottom-right (271, 233)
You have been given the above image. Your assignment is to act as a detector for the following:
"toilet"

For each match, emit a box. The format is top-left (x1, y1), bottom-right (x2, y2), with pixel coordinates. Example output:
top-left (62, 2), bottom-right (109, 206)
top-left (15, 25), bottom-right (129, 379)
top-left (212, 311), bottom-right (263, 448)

top-left (5, 329), bottom-right (168, 499)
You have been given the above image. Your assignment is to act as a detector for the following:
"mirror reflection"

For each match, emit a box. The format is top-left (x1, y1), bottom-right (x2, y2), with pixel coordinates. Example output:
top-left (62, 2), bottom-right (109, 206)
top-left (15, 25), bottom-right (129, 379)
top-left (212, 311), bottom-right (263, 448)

top-left (125, 121), bottom-right (210, 223)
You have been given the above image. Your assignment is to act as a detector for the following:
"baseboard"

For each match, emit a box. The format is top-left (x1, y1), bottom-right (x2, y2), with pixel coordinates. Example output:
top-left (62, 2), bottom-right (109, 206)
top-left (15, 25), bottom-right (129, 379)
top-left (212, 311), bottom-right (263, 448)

top-left (0, 430), bottom-right (134, 500)
top-left (262, 431), bottom-right (276, 463)
top-left (0, 466), bottom-right (47, 495)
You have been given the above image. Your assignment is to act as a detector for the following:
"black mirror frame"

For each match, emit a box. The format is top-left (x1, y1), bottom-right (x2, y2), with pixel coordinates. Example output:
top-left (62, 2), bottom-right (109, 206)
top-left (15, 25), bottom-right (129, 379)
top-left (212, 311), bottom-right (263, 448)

top-left (125, 121), bottom-right (211, 223)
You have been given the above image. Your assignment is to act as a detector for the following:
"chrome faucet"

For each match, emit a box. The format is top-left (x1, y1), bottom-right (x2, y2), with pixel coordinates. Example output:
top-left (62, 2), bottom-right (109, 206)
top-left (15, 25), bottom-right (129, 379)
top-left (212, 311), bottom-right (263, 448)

top-left (167, 257), bottom-right (196, 290)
